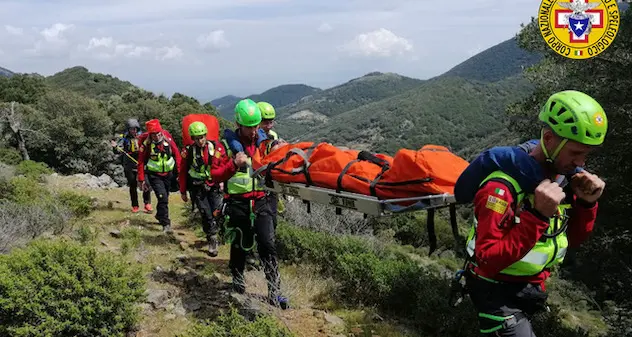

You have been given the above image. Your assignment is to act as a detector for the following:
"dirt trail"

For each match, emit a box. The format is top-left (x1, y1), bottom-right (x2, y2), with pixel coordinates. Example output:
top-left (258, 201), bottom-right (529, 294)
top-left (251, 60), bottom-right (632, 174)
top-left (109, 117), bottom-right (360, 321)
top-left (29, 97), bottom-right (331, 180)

top-left (64, 184), bottom-right (357, 337)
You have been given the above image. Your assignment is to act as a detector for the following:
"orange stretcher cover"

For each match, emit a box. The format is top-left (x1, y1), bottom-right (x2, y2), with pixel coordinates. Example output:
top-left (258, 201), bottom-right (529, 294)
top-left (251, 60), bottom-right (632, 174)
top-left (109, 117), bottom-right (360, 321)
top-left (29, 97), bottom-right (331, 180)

top-left (252, 142), bottom-right (469, 199)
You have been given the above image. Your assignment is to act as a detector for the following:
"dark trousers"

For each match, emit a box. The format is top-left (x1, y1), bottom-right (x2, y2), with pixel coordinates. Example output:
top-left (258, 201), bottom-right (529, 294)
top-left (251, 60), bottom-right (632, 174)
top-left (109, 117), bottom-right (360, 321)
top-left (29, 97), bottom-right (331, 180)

top-left (466, 272), bottom-right (547, 336)
top-left (125, 168), bottom-right (151, 208)
top-left (226, 197), bottom-right (281, 297)
top-left (148, 172), bottom-right (172, 226)
top-left (190, 183), bottom-right (223, 238)
top-left (267, 191), bottom-right (279, 229)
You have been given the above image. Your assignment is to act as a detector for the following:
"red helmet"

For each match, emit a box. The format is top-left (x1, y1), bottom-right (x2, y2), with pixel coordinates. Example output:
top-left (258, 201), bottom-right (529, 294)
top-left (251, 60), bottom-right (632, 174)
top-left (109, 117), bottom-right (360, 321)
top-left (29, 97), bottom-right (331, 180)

top-left (145, 119), bottom-right (162, 133)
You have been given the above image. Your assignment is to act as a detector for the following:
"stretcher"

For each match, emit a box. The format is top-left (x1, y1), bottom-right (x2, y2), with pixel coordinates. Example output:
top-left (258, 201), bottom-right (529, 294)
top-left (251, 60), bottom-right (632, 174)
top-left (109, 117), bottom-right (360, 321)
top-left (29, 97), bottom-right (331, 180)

top-left (251, 142), bottom-right (468, 255)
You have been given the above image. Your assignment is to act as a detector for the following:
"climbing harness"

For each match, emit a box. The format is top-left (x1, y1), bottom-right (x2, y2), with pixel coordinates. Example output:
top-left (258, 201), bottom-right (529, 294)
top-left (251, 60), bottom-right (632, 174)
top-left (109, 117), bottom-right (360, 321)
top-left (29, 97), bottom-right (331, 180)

top-left (223, 199), bottom-right (258, 252)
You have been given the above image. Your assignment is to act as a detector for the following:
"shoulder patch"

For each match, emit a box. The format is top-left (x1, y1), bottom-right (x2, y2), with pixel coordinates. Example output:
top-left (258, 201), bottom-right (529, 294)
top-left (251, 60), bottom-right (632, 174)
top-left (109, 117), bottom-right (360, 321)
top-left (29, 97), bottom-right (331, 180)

top-left (485, 195), bottom-right (508, 215)
top-left (493, 187), bottom-right (505, 196)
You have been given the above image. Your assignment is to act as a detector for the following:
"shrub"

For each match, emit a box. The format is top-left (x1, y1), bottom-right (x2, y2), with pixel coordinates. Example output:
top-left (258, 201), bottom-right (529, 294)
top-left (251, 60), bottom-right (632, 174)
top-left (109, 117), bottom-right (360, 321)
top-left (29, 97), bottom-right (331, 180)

top-left (0, 147), bottom-right (22, 165)
top-left (3, 176), bottom-right (51, 204)
top-left (276, 223), bottom-right (609, 337)
top-left (57, 190), bottom-right (93, 218)
top-left (181, 307), bottom-right (294, 337)
top-left (0, 201), bottom-right (71, 252)
top-left (0, 239), bottom-right (146, 337)
top-left (15, 160), bottom-right (53, 181)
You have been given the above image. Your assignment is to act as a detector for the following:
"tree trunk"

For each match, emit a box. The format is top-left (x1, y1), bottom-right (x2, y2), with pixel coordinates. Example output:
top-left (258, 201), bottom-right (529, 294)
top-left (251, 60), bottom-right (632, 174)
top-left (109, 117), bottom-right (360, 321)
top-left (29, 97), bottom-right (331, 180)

top-left (7, 102), bottom-right (30, 161)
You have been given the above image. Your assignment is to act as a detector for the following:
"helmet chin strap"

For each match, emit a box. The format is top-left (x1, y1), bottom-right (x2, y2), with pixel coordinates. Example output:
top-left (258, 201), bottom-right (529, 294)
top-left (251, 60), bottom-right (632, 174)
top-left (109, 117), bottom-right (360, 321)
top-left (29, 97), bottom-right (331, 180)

top-left (540, 128), bottom-right (568, 165)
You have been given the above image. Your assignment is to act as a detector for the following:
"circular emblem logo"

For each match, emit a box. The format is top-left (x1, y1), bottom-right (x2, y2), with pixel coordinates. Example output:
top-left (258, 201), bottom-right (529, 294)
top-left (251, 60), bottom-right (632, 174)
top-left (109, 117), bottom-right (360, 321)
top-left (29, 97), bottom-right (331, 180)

top-left (538, 0), bottom-right (620, 59)
top-left (593, 111), bottom-right (604, 126)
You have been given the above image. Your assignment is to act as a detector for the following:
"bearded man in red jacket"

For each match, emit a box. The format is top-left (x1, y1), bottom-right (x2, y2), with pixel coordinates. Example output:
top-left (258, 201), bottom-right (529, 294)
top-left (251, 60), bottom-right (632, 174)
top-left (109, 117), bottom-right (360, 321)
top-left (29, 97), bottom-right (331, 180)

top-left (463, 90), bottom-right (608, 336)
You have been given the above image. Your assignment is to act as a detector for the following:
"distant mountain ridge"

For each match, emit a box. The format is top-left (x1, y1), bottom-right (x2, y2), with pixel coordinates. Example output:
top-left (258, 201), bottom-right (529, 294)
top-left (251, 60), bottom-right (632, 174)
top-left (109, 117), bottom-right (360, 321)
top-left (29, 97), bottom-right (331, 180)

top-left (211, 84), bottom-right (322, 120)
top-left (439, 37), bottom-right (543, 82)
top-left (45, 66), bottom-right (137, 100)
top-left (0, 66), bottom-right (14, 77)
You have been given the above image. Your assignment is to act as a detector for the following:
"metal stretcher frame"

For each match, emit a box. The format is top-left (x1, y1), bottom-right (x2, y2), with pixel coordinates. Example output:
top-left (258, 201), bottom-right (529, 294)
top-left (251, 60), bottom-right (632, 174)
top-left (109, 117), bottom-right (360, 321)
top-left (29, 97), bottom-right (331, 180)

top-left (263, 180), bottom-right (456, 217)
top-left (262, 180), bottom-right (463, 255)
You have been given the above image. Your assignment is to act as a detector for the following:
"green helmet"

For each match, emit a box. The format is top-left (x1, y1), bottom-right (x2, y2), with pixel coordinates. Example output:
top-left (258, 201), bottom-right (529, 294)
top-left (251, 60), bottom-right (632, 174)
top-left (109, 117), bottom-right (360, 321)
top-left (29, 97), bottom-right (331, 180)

top-left (539, 90), bottom-right (607, 146)
top-left (189, 121), bottom-right (207, 137)
top-left (257, 102), bottom-right (276, 120)
top-left (234, 99), bottom-right (262, 127)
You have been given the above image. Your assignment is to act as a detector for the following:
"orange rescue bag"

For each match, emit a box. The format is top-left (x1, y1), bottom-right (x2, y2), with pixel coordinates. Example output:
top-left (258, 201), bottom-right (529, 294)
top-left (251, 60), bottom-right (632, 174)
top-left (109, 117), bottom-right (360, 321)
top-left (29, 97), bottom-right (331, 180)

top-left (181, 114), bottom-right (219, 147)
top-left (253, 142), bottom-right (469, 199)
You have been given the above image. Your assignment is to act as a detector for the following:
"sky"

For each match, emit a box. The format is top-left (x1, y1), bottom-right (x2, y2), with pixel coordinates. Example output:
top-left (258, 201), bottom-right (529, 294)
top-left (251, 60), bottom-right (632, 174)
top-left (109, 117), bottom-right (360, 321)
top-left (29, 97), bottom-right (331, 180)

top-left (1, 0), bottom-right (538, 101)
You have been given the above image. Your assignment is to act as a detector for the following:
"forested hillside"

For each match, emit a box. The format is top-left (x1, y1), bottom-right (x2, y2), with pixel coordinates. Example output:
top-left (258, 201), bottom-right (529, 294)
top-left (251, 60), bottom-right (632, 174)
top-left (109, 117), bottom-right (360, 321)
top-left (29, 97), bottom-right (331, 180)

top-left (45, 66), bottom-right (138, 100)
top-left (283, 75), bottom-right (532, 155)
top-left (0, 68), bottom-right (230, 180)
top-left (211, 84), bottom-right (321, 120)
top-left (440, 37), bottom-right (543, 82)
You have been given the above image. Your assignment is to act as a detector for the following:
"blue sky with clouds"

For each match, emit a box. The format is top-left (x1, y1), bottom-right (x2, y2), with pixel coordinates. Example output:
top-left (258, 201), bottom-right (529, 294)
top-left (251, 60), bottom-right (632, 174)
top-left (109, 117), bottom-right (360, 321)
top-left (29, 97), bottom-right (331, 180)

top-left (1, 0), bottom-right (537, 101)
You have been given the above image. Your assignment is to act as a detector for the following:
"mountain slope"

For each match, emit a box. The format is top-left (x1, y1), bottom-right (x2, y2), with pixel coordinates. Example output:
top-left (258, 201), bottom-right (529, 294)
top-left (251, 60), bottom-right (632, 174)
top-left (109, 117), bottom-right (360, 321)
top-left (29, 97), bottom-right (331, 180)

top-left (210, 95), bottom-right (241, 117)
top-left (45, 66), bottom-right (137, 100)
top-left (275, 72), bottom-right (425, 138)
top-left (294, 75), bottom-right (532, 155)
top-left (278, 72), bottom-right (424, 118)
top-left (0, 66), bottom-right (14, 78)
top-left (212, 84), bottom-right (321, 120)
top-left (439, 37), bottom-right (543, 82)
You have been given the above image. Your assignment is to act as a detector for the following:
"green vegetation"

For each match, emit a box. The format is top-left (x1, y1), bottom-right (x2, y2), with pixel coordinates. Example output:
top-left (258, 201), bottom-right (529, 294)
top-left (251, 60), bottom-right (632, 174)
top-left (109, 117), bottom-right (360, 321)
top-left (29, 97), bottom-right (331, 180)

top-left (301, 75), bottom-right (532, 154)
top-left (0, 67), bottom-right (230, 178)
top-left (276, 222), bottom-right (607, 337)
top-left (45, 66), bottom-right (136, 100)
top-left (0, 160), bottom-right (94, 251)
top-left (0, 239), bottom-right (145, 337)
top-left (278, 72), bottom-right (424, 118)
top-left (212, 84), bottom-right (322, 120)
top-left (0, 6), bottom-right (630, 335)
top-left (181, 307), bottom-right (294, 337)
top-left (440, 37), bottom-right (543, 82)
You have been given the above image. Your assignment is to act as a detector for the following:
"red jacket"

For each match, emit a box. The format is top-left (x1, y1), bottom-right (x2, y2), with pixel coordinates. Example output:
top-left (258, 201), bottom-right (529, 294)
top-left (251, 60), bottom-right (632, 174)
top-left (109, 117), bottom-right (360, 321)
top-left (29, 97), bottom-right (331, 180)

top-left (470, 179), bottom-right (598, 289)
top-left (137, 131), bottom-right (181, 182)
top-left (178, 141), bottom-right (224, 194)
top-left (211, 134), bottom-right (266, 200)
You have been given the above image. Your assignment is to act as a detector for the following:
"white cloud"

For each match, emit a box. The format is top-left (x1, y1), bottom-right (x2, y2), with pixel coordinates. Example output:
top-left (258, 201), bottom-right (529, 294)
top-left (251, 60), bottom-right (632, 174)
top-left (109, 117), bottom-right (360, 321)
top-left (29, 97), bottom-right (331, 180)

top-left (25, 23), bottom-right (75, 57)
top-left (317, 22), bottom-right (333, 33)
top-left (5, 25), bottom-right (23, 35)
top-left (156, 46), bottom-right (184, 60)
top-left (197, 30), bottom-right (230, 51)
top-left (342, 28), bottom-right (413, 58)
top-left (78, 37), bottom-right (162, 60)
top-left (40, 23), bottom-right (74, 43)
top-left (0, 0), bottom-right (538, 99)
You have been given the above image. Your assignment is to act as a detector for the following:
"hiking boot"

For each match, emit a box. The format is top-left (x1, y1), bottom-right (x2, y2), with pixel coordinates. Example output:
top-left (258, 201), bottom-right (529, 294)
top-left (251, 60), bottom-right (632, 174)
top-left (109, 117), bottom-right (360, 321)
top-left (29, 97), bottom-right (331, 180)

top-left (162, 224), bottom-right (173, 234)
top-left (131, 206), bottom-right (140, 213)
top-left (207, 235), bottom-right (218, 257)
top-left (143, 203), bottom-right (153, 213)
top-left (268, 294), bottom-right (289, 310)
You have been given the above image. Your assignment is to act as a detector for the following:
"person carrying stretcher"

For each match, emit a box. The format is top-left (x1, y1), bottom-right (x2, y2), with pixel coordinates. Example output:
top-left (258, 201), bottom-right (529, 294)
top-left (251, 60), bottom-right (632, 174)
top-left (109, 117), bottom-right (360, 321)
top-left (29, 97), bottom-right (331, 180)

top-left (179, 121), bottom-right (224, 257)
top-left (211, 98), bottom-right (289, 309)
top-left (456, 90), bottom-right (607, 336)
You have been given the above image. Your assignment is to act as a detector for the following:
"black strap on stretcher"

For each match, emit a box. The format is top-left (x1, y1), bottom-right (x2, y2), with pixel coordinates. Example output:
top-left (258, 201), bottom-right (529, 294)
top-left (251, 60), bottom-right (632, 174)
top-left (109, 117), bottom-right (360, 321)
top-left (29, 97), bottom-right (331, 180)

top-left (252, 146), bottom-right (463, 256)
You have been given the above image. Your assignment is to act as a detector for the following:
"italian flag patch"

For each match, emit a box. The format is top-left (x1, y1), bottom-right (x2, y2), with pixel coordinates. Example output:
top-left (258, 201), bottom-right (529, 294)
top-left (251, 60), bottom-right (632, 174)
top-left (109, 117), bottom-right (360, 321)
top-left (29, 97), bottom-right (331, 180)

top-left (494, 188), bottom-right (505, 196)
top-left (574, 50), bottom-right (583, 56)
